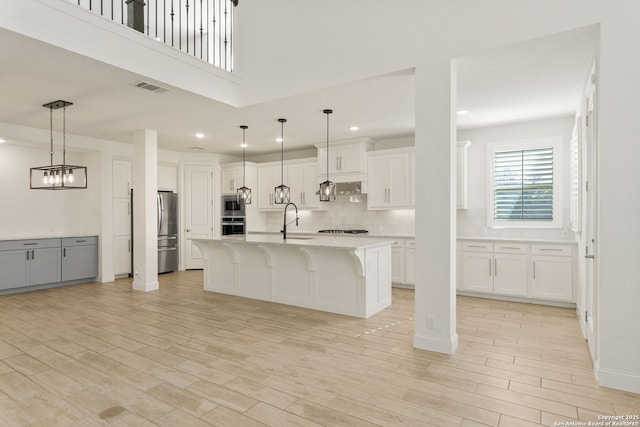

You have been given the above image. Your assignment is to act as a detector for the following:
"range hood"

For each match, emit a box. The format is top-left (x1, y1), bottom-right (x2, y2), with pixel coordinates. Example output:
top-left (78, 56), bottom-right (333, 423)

top-left (336, 182), bottom-right (365, 195)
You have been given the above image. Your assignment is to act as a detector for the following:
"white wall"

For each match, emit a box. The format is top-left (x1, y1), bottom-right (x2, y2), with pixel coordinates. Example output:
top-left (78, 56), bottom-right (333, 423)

top-left (457, 116), bottom-right (575, 240)
top-left (0, 143), bottom-right (100, 239)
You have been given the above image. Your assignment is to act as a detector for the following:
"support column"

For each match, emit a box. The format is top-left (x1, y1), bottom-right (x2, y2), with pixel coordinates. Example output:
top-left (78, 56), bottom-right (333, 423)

top-left (132, 129), bottom-right (159, 292)
top-left (413, 58), bottom-right (458, 354)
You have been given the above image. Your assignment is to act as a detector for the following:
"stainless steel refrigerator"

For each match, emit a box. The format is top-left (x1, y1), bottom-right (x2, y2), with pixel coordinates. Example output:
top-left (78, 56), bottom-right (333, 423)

top-left (157, 191), bottom-right (178, 273)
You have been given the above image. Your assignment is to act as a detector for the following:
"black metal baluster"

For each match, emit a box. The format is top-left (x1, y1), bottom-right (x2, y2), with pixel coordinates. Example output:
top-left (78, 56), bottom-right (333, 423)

top-left (199, 0), bottom-right (203, 60)
top-left (170, 0), bottom-right (175, 46)
top-left (212, 0), bottom-right (217, 66)
top-left (121, 0), bottom-right (124, 25)
top-left (146, 0), bottom-right (149, 35)
top-left (229, 0), bottom-right (233, 71)
top-left (155, 0), bottom-right (158, 39)
top-left (192, 0), bottom-right (195, 56)
top-left (185, 0), bottom-right (189, 53)
top-left (100, 0), bottom-right (103, 16)
top-left (179, 0), bottom-right (182, 51)
top-left (223, 0), bottom-right (228, 71)
top-left (111, 0), bottom-right (114, 20)
top-left (164, 0), bottom-right (166, 42)
top-left (218, 0), bottom-right (222, 67)
top-left (206, 0), bottom-right (209, 63)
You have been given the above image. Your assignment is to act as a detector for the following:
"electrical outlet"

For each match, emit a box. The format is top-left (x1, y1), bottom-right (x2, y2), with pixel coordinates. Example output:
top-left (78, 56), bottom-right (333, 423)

top-left (426, 315), bottom-right (436, 329)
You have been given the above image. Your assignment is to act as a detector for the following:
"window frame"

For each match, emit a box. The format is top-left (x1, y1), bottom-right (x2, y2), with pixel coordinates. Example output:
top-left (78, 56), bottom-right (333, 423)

top-left (487, 137), bottom-right (563, 229)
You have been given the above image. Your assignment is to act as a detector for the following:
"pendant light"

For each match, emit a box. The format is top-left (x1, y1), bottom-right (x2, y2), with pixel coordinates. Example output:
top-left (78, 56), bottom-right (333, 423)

top-left (236, 125), bottom-right (252, 204)
top-left (319, 109), bottom-right (336, 201)
top-left (274, 118), bottom-right (290, 204)
top-left (30, 100), bottom-right (87, 190)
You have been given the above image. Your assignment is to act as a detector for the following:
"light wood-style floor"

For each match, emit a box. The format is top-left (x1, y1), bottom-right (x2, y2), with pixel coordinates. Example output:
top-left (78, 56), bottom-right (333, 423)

top-left (0, 271), bottom-right (637, 426)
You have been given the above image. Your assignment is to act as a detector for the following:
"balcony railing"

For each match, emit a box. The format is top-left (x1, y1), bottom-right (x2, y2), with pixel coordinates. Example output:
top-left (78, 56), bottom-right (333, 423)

top-left (71, 0), bottom-right (235, 72)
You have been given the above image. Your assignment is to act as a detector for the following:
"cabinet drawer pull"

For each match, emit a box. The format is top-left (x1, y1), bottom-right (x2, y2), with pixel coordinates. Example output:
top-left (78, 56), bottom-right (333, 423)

top-left (26, 251), bottom-right (29, 261)
top-left (533, 261), bottom-right (536, 279)
top-left (31, 250), bottom-right (35, 260)
top-left (489, 258), bottom-right (492, 276)
top-left (540, 248), bottom-right (562, 251)
top-left (23, 242), bottom-right (38, 246)
top-left (494, 259), bottom-right (497, 276)
top-left (63, 248), bottom-right (66, 257)
top-left (467, 245), bottom-right (487, 248)
top-left (500, 246), bottom-right (521, 250)
top-left (75, 239), bottom-right (87, 243)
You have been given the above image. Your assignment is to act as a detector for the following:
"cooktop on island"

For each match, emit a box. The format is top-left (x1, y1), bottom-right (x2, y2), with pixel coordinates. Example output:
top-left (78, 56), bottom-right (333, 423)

top-left (318, 229), bottom-right (369, 234)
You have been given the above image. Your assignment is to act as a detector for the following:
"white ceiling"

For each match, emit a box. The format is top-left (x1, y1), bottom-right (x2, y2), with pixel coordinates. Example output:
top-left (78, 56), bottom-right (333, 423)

top-left (0, 25), bottom-right (597, 157)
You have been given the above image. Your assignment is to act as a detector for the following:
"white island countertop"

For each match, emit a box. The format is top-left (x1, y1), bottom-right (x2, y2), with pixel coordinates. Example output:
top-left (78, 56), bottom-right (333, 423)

top-left (191, 235), bottom-right (394, 318)
top-left (218, 234), bottom-right (395, 250)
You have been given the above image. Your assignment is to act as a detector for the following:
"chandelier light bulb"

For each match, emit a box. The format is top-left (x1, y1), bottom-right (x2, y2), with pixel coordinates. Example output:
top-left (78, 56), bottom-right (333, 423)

top-left (43, 171), bottom-right (48, 184)
top-left (68, 169), bottom-right (75, 183)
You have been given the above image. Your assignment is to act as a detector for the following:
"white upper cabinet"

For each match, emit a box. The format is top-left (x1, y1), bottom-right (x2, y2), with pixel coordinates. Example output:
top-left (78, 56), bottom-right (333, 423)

top-left (257, 164), bottom-right (287, 211)
top-left (288, 161), bottom-right (320, 209)
top-left (315, 138), bottom-right (374, 182)
top-left (456, 141), bottom-right (471, 209)
top-left (113, 160), bottom-right (132, 198)
top-left (158, 164), bottom-right (178, 192)
top-left (221, 166), bottom-right (244, 195)
top-left (367, 149), bottom-right (412, 209)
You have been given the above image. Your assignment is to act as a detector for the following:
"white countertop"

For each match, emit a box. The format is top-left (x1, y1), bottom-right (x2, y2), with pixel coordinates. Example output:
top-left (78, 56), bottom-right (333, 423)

top-left (457, 236), bottom-right (577, 244)
top-left (194, 235), bottom-right (395, 250)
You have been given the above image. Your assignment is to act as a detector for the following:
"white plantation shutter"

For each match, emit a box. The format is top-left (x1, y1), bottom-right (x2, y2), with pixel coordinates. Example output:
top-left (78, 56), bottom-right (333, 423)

top-left (493, 146), bottom-right (554, 221)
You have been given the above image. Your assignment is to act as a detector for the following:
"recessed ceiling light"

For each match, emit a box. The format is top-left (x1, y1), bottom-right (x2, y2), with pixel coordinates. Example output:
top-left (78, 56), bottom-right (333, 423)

top-left (276, 137), bottom-right (283, 143)
top-left (0, 138), bottom-right (5, 143)
top-left (456, 110), bottom-right (469, 115)
top-left (349, 126), bottom-right (359, 131)
top-left (240, 143), bottom-right (248, 148)
top-left (195, 133), bottom-right (205, 138)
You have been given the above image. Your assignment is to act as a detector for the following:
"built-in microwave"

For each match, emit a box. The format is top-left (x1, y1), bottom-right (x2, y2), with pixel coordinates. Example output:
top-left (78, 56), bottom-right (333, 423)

top-left (221, 216), bottom-right (246, 235)
top-left (222, 195), bottom-right (245, 217)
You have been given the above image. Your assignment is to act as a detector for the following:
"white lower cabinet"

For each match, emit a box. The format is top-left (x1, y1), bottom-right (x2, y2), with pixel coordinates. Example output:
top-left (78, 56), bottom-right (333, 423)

top-left (493, 252), bottom-right (527, 296)
top-left (391, 241), bottom-right (405, 284)
top-left (404, 240), bottom-right (415, 285)
top-left (390, 239), bottom-right (415, 287)
top-left (531, 245), bottom-right (573, 301)
top-left (460, 240), bottom-right (574, 303)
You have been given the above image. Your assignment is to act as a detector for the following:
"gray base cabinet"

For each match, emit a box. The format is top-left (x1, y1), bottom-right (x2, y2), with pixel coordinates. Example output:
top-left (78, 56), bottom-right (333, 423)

top-left (0, 239), bottom-right (61, 290)
top-left (62, 237), bottom-right (98, 281)
top-left (0, 236), bottom-right (97, 293)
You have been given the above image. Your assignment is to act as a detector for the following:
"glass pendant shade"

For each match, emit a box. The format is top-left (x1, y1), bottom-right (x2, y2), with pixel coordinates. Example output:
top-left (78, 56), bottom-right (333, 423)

top-left (319, 109), bottom-right (335, 202)
top-left (236, 125), bottom-right (252, 204)
top-left (274, 184), bottom-right (290, 204)
top-left (319, 180), bottom-right (336, 201)
top-left (236, 186), bottom-right (252, 204)
top-left (30, 100), bottom-right (87, 190)
top-left (274, 118), bottom-right (290, 204)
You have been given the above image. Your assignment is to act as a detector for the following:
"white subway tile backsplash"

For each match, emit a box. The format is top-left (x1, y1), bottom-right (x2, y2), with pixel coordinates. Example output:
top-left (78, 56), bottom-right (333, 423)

top-left (262, 195), bottom-right (415, 235)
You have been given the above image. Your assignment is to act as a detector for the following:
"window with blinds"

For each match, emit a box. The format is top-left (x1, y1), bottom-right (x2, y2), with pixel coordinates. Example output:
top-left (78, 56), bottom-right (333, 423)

top-left (493, 146), bottom-right (554, 221)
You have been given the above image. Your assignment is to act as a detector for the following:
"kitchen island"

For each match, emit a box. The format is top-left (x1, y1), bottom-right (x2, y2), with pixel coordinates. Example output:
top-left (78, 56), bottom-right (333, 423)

top-left (191, 235), bottom-right (393, 318)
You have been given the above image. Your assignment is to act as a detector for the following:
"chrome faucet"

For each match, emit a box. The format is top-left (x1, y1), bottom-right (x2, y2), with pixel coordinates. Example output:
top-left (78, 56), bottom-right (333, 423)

top-left (282, 202), bottom-right (299, 240)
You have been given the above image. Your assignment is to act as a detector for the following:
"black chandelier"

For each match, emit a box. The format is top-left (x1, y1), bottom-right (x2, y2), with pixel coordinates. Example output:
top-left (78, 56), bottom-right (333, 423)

top-left (30, 100), bottom-right (87, 190)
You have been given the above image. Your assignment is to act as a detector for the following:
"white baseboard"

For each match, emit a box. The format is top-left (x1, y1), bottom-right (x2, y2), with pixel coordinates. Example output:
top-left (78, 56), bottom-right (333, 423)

top-left (413, 332), bottom-right (459, 355)
top-left (132, 280), bottom-right (159, 292)
top-left (597, 363), bottom-right (640, 394)
top-left (98, 273), bottom-right (115, 283)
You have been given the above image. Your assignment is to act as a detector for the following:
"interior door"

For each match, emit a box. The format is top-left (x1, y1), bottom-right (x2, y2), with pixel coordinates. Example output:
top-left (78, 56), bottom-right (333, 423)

top-left (183, 164), bottom-right (213, 269)
top-left (583, 65), bottom-right (597, 360)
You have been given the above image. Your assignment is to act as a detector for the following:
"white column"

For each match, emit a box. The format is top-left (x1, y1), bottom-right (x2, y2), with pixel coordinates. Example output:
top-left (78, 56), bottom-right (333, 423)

top-left (413, 58), bottom-right (458, 354)
top-left (596, 5), bottom-right (640, 393)
top-left (132, 129), bottom-right (159, 291)
top-left (98, 146), bottom-right (115, 283)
